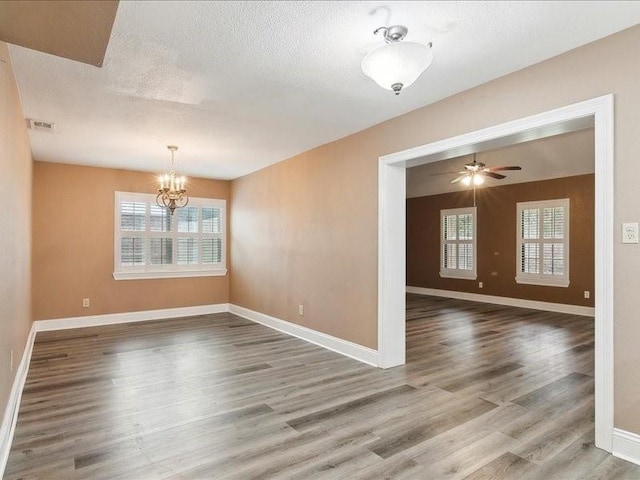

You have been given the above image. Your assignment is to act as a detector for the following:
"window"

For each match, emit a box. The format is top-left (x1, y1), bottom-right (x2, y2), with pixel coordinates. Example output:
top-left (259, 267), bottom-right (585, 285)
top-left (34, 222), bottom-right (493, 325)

top-left (440, 207), bottom-right (477, 280)
top-left (114, 192), bottom-right (226, 280)
top-left (516, 198), bottom-right (569, 287)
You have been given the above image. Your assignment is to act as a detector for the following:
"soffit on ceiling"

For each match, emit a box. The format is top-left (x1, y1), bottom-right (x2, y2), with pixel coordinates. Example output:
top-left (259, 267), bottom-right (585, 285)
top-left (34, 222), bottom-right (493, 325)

top-left (407, 128), bottom-right (595, 198)
top-left (0, 0), bottom-right (118, 67)
top-left (7, 1), bottom-right (640, 180)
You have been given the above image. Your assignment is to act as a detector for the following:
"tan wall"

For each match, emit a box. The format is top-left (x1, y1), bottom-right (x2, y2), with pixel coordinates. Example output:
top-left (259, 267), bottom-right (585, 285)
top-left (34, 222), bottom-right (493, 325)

top-left (0, 42), bottom-right (32, 423)
top-left (32, 162), bottom-right (230, 320)
top-left (407, 175), bottom-right (594, 306)
top-left (230, 146), bottom-right (378, 348)
top-left (231, 25), bottom-right (640, 433)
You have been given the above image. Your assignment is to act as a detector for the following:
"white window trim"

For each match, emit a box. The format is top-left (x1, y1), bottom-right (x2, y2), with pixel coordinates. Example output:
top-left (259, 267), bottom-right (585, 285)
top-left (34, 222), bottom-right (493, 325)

top-left (516, 198), bottom-right (570, 288)
top-left (440, 206), bottom-right (477, 280)
top-left (113, 191), bottom-right (227, 280)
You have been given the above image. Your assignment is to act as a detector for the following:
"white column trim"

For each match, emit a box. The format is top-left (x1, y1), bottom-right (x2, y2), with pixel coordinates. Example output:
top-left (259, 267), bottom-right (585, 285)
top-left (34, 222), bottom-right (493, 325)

top-left (377, 159), bottom-right (406, 368)
top-left (593, 94), bottom-right (615, 453)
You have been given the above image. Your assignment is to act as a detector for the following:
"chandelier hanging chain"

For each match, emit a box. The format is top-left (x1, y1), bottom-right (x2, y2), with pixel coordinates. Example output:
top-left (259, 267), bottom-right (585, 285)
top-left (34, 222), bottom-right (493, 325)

top-left (169, 146), bottom-right (176, 171)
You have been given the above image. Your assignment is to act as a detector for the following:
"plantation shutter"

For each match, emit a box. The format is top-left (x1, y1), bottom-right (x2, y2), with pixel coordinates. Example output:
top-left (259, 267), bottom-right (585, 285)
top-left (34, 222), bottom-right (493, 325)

top-left (440, 207), bottom-right (476, 279)
top-left (114, 192), bottom-right (227, 279)
top-left (516, 199), bottom-right (569, 287)
top-left (542, 206), bottom-right (565, 275)
top-left (457, 213), bottom-right (474, 271)
top-left (149, 204), bottom-right (173, 265)
top-left (120, 201), bottom-right (146, 266)
top-left (443, 214), bottom-right (457, 269)
top-left (520, 206), bottom-right (565, 275)
top-left (201, 207), bottom-right (223, 264)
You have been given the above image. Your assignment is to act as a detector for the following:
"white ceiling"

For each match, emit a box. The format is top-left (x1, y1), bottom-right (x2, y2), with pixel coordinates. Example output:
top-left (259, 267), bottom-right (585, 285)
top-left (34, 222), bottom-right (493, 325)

top-left (8, 1), bottom-right (640, 180)
top-left (407, 128), bottom-right (595, 198)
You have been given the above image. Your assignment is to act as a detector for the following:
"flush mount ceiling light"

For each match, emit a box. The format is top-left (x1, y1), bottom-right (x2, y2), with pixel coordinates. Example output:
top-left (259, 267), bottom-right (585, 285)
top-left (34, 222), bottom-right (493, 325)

top-left (157, 145), bottom-right (188, 215)
top-left (361, 25), bottom-right (433, 95)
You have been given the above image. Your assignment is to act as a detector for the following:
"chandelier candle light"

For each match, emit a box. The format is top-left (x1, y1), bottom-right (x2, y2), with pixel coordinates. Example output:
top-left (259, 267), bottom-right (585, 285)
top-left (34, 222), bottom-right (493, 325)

top-left (361, 25), bottom-right (433, 95)
top-left (157, 145), bottom-right (188, 215)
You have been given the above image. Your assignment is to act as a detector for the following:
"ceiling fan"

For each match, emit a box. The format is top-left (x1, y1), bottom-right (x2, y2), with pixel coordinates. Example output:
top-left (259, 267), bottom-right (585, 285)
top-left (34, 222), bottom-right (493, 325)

top-left (451, 153), bottom-right (522, 186)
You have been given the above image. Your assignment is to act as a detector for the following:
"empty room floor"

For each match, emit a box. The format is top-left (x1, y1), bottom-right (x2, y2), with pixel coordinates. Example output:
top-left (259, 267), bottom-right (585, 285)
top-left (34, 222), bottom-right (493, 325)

top-left (4, 294), bottom-right (640, 479)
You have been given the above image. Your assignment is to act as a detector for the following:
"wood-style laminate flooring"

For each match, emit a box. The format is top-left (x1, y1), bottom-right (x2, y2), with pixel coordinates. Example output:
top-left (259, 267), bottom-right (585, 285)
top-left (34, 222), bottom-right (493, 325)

top-left (5, 294), bottom-right (640, 479)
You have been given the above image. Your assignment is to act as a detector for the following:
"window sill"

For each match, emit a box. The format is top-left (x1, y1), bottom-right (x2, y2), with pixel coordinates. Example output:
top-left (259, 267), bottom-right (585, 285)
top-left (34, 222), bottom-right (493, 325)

top-left (515, 276), bottom-right (569, 288)
top-left (440, 271), bottom-right (477, 281)
top-left (113, 269), bottom-right (228, 280)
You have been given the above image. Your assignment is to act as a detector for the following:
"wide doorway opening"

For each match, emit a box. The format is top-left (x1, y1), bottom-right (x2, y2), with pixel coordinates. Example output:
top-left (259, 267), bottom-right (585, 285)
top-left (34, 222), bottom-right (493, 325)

top-left (377, 95), bottom-right (613, 451)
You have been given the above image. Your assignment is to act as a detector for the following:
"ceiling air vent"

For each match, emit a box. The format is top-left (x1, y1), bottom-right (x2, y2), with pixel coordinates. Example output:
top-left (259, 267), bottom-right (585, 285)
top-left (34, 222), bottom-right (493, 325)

top-left (28, 119), bottom-right (55, 132)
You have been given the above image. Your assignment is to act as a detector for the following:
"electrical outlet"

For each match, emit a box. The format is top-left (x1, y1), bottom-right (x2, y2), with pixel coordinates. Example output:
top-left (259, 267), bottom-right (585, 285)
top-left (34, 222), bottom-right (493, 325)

top-left (82, 298), bottom-right (90, 308)
top-left (622, 222), bottom-right (639, 244)
top-left (584, 291), bottom-right (590, 299)
top-left (478, 282), bottom-right (483, 289)
top-left (298, 304), bottom-right (304, 316)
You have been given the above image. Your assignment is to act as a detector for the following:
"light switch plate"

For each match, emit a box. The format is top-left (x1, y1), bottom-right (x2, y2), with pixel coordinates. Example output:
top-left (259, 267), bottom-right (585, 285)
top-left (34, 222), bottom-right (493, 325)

top-left (622, 222), bottom-right (639, 244)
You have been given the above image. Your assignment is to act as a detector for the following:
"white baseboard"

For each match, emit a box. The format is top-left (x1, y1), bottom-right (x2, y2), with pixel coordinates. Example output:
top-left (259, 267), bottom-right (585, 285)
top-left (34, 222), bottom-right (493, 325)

top-left (613, 428), bottom-right (640, 466)
top-left (34, 302), bottom-right (379, 367)
top-left (406, 286), bottom-right (595, 317)
top-left (228, 304), bottom-right (378, 367)
top-left (34, 303), bottom-right (230, 331)
top-left (0, 324), bottom-right (36, 478)
top-left (1, 301), bottom-right (379, 477)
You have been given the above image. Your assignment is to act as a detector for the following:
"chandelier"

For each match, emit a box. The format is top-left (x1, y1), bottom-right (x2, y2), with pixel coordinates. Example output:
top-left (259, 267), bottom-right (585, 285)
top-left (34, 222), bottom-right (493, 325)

top-left (361, 25), bottom-right (433, 95)
top-left (157, 145), bottom-right (188, 215)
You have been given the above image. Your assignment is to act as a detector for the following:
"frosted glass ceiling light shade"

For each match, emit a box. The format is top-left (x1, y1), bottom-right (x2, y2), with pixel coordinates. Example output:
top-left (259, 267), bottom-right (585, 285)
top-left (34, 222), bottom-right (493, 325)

top-left (361, 25), bottom-right (433, 95)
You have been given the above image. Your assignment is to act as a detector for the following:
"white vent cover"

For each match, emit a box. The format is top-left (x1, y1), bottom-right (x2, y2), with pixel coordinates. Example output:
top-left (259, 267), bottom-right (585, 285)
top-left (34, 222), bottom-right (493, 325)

top-left (28, 119), bottom-right (55, 132)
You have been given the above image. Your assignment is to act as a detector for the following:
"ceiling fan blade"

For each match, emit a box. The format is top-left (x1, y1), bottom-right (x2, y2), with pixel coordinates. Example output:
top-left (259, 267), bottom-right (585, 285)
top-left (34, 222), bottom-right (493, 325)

top-left (451, 175), bottom-right (468, 184)
top-left (482, 171), bottom-right (506, 180)
top-left (485, 166), bottom-right (522, 172)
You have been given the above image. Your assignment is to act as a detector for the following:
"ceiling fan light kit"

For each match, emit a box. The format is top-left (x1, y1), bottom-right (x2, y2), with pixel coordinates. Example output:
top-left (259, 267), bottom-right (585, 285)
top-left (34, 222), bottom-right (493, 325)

top-left (361, 25), bottom-right (433, 95)
top-left (451, 153), bottom-right (522, 186)
top-left (460, 174), bottom-right (484, 186)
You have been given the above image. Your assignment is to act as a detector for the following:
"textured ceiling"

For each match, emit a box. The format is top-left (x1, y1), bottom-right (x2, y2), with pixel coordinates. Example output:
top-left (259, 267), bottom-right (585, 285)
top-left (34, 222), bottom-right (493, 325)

top-left (8, 1), bottom-right (640, 180)
top-left (407, 129), bottom-right (595, 198)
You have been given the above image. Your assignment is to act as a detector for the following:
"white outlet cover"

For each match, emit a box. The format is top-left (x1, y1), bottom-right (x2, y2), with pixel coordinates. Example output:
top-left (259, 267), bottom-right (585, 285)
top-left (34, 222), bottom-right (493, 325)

top-left (622, 222), bottom-right (639, 244)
